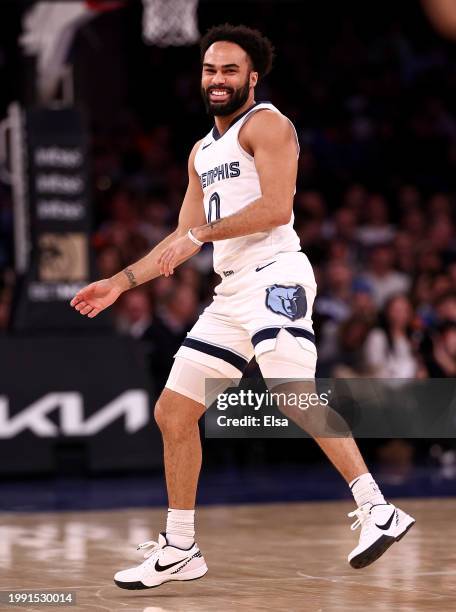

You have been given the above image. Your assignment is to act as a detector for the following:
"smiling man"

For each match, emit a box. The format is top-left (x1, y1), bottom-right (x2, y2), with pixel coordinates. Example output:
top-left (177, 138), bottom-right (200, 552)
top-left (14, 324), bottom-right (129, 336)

top-left (70, 24), bottom-right (415, 590)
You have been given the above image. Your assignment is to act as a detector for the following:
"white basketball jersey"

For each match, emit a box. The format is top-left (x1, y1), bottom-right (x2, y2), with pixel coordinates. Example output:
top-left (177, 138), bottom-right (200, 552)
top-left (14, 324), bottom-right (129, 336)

top-left (194, 102), bottom-right (301, 275)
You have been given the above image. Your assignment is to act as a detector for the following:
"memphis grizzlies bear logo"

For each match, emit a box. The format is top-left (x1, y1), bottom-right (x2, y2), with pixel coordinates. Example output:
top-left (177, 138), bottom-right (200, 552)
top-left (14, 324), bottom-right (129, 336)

top-left (265, 284), bottom-right (307, 321)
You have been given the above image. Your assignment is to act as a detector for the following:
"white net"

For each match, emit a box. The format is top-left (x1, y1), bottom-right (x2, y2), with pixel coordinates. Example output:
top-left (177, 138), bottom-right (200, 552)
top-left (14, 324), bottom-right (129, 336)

top-left (142, 0), bottom-right (200, 47)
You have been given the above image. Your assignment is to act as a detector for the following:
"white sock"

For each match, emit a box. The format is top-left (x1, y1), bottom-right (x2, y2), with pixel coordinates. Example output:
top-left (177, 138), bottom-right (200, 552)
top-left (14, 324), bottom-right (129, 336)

top-left (349, 473), bottom-right (386, 508)
top-left (166, 508), bottom-right (195, 549)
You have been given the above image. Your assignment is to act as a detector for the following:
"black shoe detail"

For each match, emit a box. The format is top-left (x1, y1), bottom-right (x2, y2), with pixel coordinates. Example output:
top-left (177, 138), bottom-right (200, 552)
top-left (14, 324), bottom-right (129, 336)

top-left (350, 534), bottom-right (396, 569)
top-left (375, 510), bottom-right (396, 531)
top-left (171, 551), bottom-right (202, 574)
top-left (155, 557), bottom-right (189, 572)
top-left (114, 572), bottom-right (207, 590)
top-left (350, 519), bottom-right (415, 569)
top-left (395, 519), bottom-right (415, 542)
top-left (255, 261), bottom-right (276, 272)
top-left (114, 580), bottom-right (149, 590)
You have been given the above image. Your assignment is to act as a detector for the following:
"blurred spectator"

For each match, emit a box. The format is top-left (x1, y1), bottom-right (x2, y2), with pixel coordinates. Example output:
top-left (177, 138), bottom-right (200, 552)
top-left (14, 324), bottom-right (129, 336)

top-left (400, 208), bottom-right (427, 242)
top-left (332, 316), bottom-right (373, 378)
top-left (154, 283), bottom-right (199, 337)
top-left (315, 260), bottom-right (353, 323)
top-left (333, 207), bottom-right (358, 243)
top-left (423, 320), bottom-right (456, 377)
top-left (152, 275), bottom-right (177, 301)
top-left (427, 215), bottom-right (456, 265)
top-left (178, 264), bottom-right (202, 293)
top-left (315, 261), bottom-right (358, 365)
top-left (115, 289), bottom-right (152, 338)
top-left (356, 194), bottom-right (396, 248)
top-left (351, 281), bottom-right (377, 323)
top-left (413, 272), bottom-right (436, 327)
top-left (96, 245), bottom-right (124, 279)
top-left (343, 184), bottom-right (367, 217)
top-left (137, 196), bottom-right (170, 247)
top-left (321, 207), bottom-right (361, 265)
top-left (434, 291), bottom-right (456, 323)
top-left (296, 218), bottom-right (325, 265)
top-left (364, 294), bottom-right (418, 378)
top-left (431, 273), bottom-right (453, 301)
top-left (361, 244), bottom-right (411, 308)
top-left (295, 190), bottom-right (327, 221)
top-left (416, 247), bottom-right (443, 275)
top-left (394, 232), bottom-right (416, 275)
top-left (448, 260), bottom-right (456, 286)
top-left (143, 282), bottom-right (199, 391)
top-left (113, 282), bottom-right (199, 390)
top-left (428, 193), bottom-right (452, 217)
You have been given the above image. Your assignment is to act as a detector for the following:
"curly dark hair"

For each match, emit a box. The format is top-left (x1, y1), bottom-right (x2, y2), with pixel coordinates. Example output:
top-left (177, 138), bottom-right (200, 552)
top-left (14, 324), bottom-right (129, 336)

top-left (200, 24), bottom-right (274, 80)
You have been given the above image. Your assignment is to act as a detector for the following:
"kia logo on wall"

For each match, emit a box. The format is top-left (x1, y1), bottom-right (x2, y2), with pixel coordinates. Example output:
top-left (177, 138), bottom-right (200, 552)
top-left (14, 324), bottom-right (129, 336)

top-left (0, 391), bottom-right (150, 438)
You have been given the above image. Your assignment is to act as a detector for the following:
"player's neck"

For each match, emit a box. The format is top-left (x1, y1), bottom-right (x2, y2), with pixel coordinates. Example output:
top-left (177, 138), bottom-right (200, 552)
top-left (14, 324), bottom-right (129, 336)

top-left (214, 97), bottom-right (256, 136)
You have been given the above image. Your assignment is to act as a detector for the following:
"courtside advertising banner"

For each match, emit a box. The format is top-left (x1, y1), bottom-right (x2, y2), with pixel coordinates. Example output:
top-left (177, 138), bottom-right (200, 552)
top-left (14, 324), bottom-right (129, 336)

top-left (12, 107), bottom-right (107, 331)
top-left (0, 337), bottom-right (159, 474)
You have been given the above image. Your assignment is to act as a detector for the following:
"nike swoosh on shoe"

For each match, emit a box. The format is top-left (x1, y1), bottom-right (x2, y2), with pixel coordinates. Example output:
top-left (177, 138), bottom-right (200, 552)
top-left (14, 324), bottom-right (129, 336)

top-left (155, 558), bottom-right (189, 572)
top-left (375, 511), bottom-right (396, 531)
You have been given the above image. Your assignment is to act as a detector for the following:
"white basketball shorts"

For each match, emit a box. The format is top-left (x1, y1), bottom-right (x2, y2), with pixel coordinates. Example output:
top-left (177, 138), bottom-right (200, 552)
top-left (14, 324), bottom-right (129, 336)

top-left (168, 251), bottom-right (318, 383)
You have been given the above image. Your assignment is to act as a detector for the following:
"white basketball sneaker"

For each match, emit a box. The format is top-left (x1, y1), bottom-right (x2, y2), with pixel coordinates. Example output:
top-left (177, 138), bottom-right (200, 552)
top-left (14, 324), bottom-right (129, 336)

top-left (114, 533), bottom-right (208, 589)
top-left (348, 502), bottom-right (415, 569)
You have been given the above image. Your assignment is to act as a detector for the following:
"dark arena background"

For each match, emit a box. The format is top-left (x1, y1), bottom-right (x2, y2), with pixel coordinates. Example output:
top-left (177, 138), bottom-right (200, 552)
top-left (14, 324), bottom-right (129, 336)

top-left (0, 0), bottom-right (455, 610)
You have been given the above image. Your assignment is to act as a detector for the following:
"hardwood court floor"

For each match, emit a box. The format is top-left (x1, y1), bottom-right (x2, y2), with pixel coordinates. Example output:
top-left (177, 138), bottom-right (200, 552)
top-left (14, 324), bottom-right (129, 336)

top-left (1, 498), bottom-right (455, 612)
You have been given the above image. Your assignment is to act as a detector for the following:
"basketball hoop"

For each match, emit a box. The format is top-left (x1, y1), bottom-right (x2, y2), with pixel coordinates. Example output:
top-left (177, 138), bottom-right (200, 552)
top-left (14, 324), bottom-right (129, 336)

top-left (142, 0), bottom-right (200, 47)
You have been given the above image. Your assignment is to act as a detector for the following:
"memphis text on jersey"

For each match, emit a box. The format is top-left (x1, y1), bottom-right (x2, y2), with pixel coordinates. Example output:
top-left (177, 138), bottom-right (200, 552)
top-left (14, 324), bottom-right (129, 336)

top-left (200, 161), bottom-right (240, 189)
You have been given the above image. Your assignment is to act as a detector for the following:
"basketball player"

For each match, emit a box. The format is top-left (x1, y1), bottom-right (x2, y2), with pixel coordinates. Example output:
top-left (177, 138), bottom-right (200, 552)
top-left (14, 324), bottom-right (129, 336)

top-left (70, 25), bottom-right (415, 589)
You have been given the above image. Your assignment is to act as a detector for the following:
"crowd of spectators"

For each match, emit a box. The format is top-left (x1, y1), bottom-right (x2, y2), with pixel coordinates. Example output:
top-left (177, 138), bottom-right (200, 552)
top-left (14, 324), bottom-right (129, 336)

top-left (92, 179), bottom-right (456, 387)
top-left (0, 5), bottom-right (455, 391)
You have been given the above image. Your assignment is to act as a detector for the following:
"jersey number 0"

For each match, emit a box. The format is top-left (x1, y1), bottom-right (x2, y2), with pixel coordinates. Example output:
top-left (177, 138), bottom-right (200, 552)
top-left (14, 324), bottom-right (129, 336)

top-left (208, 192), bottom-right (221, 222)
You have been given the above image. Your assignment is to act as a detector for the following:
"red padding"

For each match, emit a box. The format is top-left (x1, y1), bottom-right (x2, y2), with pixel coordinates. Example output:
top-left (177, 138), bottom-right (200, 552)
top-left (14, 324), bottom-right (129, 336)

top-left (85, 0), bottom-right (126, 11)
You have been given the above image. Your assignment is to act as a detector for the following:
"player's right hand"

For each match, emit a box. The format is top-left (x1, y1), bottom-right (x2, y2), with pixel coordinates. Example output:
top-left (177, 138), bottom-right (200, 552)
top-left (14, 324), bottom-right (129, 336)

top-left (70, 279), bottom-right (122, 318)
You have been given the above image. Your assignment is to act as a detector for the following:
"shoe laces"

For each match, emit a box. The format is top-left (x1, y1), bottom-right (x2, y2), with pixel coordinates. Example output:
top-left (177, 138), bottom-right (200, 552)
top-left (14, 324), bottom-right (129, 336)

top-left (136, 539), bottom-right (164, 561)
top-left (348, 504), bottom-right (372, 531)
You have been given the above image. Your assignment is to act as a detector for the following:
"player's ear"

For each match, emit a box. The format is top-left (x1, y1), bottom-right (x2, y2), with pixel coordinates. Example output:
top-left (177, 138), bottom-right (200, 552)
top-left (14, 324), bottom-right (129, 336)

top-left (250, 71), bottom-right (258, 88)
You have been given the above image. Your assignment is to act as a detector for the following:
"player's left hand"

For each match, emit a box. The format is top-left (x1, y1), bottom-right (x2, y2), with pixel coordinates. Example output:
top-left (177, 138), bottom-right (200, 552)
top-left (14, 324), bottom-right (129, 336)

top-left (158, 235), bottom-right (201, 276)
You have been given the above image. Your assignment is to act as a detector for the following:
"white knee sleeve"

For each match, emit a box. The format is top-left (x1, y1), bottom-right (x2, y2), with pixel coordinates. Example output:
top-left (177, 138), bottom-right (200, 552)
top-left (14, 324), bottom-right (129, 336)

top-left (165, 357), bottom-right (234, 406)
top-left (257, 328), bottom-right (317, 380)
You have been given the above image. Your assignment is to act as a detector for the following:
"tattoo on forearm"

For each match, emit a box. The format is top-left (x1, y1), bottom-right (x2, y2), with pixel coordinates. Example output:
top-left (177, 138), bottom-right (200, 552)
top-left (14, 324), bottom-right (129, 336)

top-left (123, 268), bottom-right (137, 288)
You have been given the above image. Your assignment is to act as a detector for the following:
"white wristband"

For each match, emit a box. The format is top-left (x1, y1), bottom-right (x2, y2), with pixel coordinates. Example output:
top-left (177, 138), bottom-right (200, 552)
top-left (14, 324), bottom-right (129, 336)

top-left (187, 228), bottom-right (204, 247)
